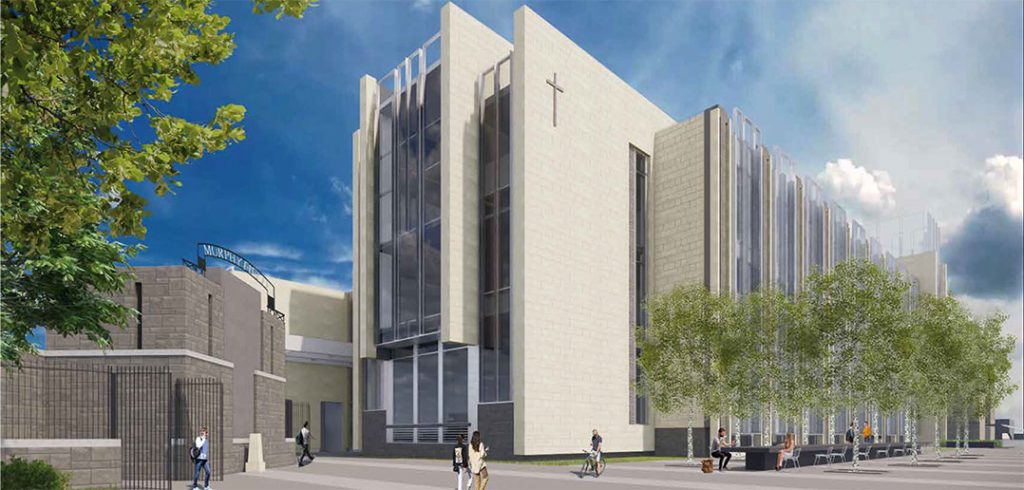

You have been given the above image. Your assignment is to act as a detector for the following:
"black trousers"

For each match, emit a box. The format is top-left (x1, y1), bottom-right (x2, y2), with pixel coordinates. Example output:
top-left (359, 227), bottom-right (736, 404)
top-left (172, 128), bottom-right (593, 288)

top-left (299, 444), bottom-right (314, 465)
top-left (711, 450), bottom-right (732, 469)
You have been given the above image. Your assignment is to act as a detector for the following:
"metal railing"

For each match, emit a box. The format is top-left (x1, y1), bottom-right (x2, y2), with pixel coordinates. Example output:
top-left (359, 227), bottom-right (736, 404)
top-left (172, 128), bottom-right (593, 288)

top-left (385, 422), bottom-right (472, 444)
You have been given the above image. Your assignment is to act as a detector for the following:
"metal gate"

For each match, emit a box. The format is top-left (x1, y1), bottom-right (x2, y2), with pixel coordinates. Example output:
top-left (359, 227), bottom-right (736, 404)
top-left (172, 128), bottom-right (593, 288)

top-left (3, 362), bottom-right (224, 489)
top-left (111, 366), bottom-right (172, 490)
top-left (172, 378), bottom-right (224, 483)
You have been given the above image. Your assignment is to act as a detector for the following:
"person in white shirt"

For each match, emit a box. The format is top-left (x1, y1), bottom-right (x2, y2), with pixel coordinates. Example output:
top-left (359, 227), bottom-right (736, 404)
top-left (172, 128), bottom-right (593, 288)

top-left (298, 421), bottom-right (314, 466)
top-left (468, 431), bottom-right (489, 490)
top-left (192, 426), bottom-right (212, 490)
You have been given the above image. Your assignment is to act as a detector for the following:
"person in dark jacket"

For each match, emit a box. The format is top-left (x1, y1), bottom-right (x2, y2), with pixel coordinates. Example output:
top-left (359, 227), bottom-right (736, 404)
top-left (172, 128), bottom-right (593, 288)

top-left (845, 422), bottom-right (856, 444)
top-left (452, 434), bottom-right (471, 490)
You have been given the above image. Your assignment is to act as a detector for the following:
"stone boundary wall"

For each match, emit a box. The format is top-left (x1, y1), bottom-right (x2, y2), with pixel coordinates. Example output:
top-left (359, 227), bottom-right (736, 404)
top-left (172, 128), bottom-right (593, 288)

top-left (253, 372), bottom-right (291, 468)
top-left (47, 266), bottom-right (224, 356)
top-left (16, 351), bottom-right (237, 478)
top-left (1, 439), bottom-right (121, 489)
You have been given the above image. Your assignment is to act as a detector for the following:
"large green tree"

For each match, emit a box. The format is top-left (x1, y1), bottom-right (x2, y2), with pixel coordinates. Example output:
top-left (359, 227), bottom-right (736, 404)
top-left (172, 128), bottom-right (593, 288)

top-left (636, 284), bottom-right (733, 460)
top-left (1, 0), bottom-right (312, 365)
top-left (805, 260), bottom-right (906, 466)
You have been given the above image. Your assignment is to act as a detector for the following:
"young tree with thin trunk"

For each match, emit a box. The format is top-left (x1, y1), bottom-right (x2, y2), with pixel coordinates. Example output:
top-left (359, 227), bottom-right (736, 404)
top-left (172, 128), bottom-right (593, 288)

top-left (636, 285), bottom-right (709, 463)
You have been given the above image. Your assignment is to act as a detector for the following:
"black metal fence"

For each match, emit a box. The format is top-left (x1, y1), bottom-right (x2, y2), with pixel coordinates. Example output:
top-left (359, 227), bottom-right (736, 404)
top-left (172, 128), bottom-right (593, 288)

top-left (113, 366), bottom-right (172, 490)
top-left (172, 378), bottom-right (224, 482)
top-left (2, 359), bottom-right (223, 490)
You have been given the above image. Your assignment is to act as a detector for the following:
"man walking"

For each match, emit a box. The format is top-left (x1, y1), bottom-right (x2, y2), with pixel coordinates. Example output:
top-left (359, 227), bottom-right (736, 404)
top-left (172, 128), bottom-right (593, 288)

top-left (192, 427), bottom-right (212, 490)
top-left (298, 421), bottom-right (314, 466)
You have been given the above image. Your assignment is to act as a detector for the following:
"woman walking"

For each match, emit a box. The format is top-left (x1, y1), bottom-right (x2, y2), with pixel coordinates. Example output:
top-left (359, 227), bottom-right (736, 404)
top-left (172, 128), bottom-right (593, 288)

top-left (468, 431), bottom-right (489, 490)
top-left (452, 434), bottom-right (471, 490)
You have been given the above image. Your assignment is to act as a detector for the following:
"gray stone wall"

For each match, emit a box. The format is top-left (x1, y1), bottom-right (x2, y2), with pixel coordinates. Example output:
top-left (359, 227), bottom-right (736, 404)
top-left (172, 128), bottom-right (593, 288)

top-left (359, 410), bottom-right (451, 458)
top-left (47, 266), bottom-right (223, 355)
top-left (1, 442), bottom-right (121, 489)
top-left (3, 354), bottom-right (236, 476)
top-left (260, 311), bottom-right (285, 377)
top-left (478, 402), bottom-right (514, 459)
top-left (654, 427), bottom-right (711, 457)
top-left (253, 374), bottom-right (291, 468)
top-left (208, 268), bottom-right (262, 440)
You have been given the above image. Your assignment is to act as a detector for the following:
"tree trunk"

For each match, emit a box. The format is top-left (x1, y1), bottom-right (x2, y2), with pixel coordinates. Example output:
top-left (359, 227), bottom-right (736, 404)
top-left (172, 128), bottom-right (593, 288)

top-left (801, 408), bottom-right (809, 445)
top-left (733, 413), bottom-right (741, 447)
top-left (934, 417), bottom-right (941, 459)
top-left (955, 414), bottom-right (962, 456)
top-left (852, 412), bottom-right (861, 469)
top-left (828, 408), bottom-right (836, 445)
top-left (903, 408), bottom-right (910, 444)
top-left (686, 402), bottom-right (694, 463)
top-left (872, 406), bottom-right (879, 443)
top-left (910, 412), bottom-right (918, 465)
top-left (958, 413), bottom-right (966, 456)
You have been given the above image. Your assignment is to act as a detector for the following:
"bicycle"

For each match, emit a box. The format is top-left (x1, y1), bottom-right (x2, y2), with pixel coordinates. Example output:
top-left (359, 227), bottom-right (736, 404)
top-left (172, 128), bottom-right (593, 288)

top-left (579, 450), bottom-right (605, 478)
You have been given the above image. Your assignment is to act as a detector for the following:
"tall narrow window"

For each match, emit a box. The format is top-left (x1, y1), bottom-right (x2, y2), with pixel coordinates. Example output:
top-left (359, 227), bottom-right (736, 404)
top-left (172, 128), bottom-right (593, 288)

top-left (207, 294), bottom-right (213, 355)
top-left (375, 56), bottom-right (441, 346)
top-left (479, 58), bottom-right (511, 403)
top-left (285, 399), bottom-right (293, 437)
top-left (631, 146), bottom-right (649, 424)
top-left (135, 282), bottom-right (143, 349)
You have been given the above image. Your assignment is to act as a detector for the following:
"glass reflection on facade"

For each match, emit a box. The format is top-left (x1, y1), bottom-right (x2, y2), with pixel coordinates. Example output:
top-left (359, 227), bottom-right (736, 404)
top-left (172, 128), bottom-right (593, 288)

top-left (733, 109), bottom-right (763, 295)
top-left (376, 49), bottom-right (442, 345)
top-left (632, 146), bottom-right (649, 424)
top-left (479, 56), bottom-right (512, 403)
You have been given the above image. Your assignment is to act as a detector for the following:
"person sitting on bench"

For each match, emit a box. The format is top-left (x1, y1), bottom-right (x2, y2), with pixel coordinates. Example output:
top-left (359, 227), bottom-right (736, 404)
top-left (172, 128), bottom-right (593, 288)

top-left (711, 427), bottom-right (733, 471)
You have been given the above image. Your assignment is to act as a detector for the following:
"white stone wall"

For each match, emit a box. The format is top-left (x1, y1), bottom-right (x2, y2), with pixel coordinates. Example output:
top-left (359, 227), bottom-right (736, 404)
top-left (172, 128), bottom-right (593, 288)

top-left (511, 6), bottom-right (675, 455)
top-left (651, 114), bottom-right (707, 296)
top-left (898, 250), bottom-right (941, 296)
top-left (441, 3), bottom-right (512, 345)
top-left (351, 73), bottom-right (378, 451)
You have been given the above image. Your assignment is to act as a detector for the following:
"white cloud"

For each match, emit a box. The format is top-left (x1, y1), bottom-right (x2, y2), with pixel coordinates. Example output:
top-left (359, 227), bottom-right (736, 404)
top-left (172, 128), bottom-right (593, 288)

top-left (291, 274), bottom-right (349, 292)
top-left (330, 243), bottom-right (352, 264)
top-left (233, 242), bottom-right (303, 261)
top-left (329, 177), bottom-right (353, 215)
top-left (787, 1), bottom-right (1021, 228)
top-left (817, 159), bottom-right (897, 216)
top-left (980, 155), bottom-right (1023, 218)
top-left (411, 0), bottom-right (434, 13)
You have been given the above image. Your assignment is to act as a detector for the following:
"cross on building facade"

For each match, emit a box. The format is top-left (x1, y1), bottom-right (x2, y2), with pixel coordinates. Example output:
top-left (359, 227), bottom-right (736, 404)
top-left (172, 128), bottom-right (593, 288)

top-left (546, 72), bottom-right (564, 127)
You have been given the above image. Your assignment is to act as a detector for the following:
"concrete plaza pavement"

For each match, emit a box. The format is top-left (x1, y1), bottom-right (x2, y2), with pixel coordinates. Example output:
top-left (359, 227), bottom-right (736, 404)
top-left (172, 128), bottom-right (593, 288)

top-left (190, 445), bottom-right (1024, 490)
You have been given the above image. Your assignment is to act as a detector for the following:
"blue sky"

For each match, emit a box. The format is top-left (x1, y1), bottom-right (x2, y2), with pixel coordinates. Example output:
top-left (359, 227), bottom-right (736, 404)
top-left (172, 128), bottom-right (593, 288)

top-left (130, 1), bottom-right (1023, 418)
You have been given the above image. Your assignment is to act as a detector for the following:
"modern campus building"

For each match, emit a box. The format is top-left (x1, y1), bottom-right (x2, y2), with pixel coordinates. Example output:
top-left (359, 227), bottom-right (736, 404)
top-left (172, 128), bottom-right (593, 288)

top-left (350, 3), bottom-right (955, 458)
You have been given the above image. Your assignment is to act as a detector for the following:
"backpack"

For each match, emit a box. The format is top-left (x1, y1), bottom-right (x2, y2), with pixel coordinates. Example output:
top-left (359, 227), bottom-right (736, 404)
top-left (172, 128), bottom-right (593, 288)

top-left (189, 443), bottom-right (199, 462)
top-left (453, 446), bottom-right (463, 465)
top-left (295, 431), bottom-right (304, 446)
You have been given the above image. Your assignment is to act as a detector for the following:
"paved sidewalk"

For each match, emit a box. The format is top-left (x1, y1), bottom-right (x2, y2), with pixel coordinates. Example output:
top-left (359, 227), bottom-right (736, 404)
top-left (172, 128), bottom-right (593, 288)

top-left (184, 446), bottom-right (1024, 490)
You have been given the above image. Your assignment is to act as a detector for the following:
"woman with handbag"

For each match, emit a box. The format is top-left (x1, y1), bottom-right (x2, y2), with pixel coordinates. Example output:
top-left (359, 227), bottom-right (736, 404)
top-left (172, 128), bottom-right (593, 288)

top-left (468, 431), bottom-right (489, 490)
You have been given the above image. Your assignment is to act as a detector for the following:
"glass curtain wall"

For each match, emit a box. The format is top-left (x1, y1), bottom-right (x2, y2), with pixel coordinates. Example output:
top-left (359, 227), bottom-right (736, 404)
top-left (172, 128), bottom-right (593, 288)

top-left (772, 150), bottom-right (798, 297)
top-left (804, 181), bottom-right (826, 274)
top-left (376, 34), bottom-right (467, 444)
top-left (832, 205), bottom-right (849, 266)
top-left (632, 146), bottom-right (649, 424)
top-left (375, 38), bottom-right (441, 346)
top-left (479, 56), bottom-right (512, 403)
top-left (733, 109), bottom-right (763, 296)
